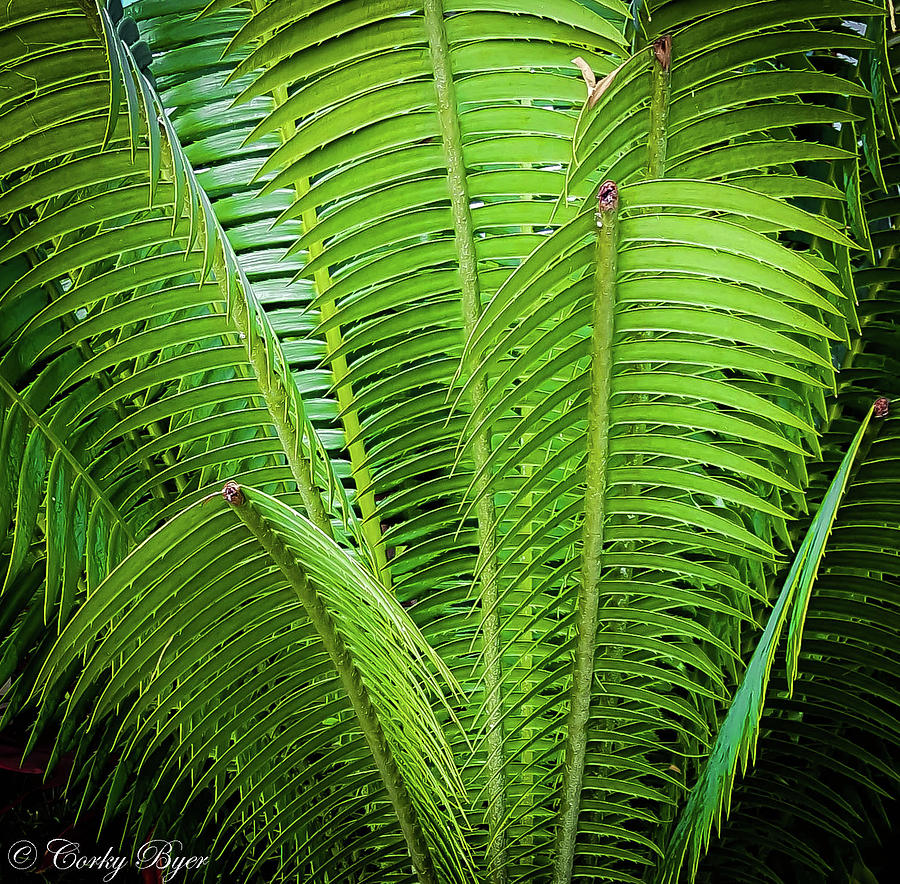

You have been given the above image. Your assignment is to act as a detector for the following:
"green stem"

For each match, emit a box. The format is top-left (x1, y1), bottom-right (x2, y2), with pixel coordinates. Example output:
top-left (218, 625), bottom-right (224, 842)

top-left (315, 265), bottom-right (392, 582)
top-left (643, 33), bottom-right (678, 836)
top-left (277, 125), bottom-right (391, 582)
top-left (251, 0), bottom-right (390, 585)
top-left (222, 482), bottom-right (436, 884)
top-left (156, 114), bottom-right (334, 537)
top-left (220, 249), bottom-right (332, 537)
top-left (422, 1), bottom-right (508, 879)
top-left (552, 181), bottom-right (620, 884)
top-left (647, 35), bottom-right (672, 179)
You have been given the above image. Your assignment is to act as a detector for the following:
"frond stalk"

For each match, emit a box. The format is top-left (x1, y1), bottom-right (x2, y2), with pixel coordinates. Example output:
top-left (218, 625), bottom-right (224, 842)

top-left (423, 0), bottom-right (509, 877)
top-left (222, 481), bottom-right (437, 884)
top-left (553, 180), bottom-right (620, 884)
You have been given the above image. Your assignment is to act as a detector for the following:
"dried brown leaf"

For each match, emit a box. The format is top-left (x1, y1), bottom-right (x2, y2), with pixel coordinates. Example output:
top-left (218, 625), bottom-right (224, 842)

top-left (588, 63), bottom-right (624, 108)
top-left (572, 56), bottom-right (596, 92)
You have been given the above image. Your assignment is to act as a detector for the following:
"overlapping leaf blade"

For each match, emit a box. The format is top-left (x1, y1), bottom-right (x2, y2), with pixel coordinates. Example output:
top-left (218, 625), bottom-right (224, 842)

top-left (458, 174), bottom-right (855, 879)
top-left (0, 2), bottom-right (467, 880)
top-left (30, 487), bottom-right (469, 882)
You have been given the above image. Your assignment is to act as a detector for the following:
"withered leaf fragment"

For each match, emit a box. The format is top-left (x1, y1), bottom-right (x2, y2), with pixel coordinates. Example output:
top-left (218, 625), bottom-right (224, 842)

top-left (573, 56), bottom-right (624, 109)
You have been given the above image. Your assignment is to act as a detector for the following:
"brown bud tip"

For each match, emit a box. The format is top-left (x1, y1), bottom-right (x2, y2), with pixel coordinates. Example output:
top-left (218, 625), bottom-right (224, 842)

top-left (654, 35), bottom-right (672, 71)
top-left (598, 180), bottom-right (618, 211)
top-left (222, 481), bottom-right (245, 505)
top-left (873, 397), bottom-right (890, 419)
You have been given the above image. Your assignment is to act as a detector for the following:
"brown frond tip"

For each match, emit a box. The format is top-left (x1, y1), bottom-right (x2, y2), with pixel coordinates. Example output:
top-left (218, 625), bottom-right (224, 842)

top-left (654, 35), bottom-right (672, 71)
top-left (222, 481), bottom-right (245, 505)
top-left (873, 397), bottom-right (890, 419)
top-left (598, 180), bottom-right (619, 212)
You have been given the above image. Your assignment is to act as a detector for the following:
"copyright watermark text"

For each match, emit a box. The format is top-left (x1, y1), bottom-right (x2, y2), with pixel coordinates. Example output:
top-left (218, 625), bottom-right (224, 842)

top-left (7, 838), bottom-right (209, 881)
